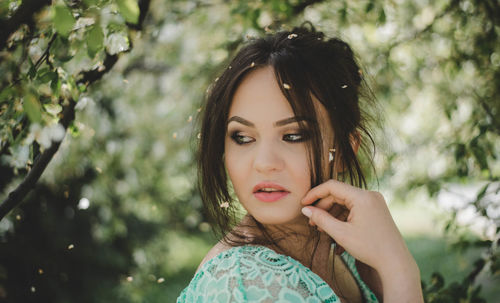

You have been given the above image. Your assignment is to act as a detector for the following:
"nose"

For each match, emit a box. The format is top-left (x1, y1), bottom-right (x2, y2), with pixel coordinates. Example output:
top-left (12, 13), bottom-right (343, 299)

top-left (253, 141), bottom-right (285, 173)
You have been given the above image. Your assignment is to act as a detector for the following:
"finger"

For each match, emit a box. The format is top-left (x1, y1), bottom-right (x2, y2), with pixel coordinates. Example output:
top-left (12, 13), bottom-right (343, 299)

top-left (301, 206), bottom-right (347, 241)
top-left (301, 180), bottom-right (363, 209)
top-left (309, 204), bottom-right (347, 226)
top-left (314, 195), bottom-right (335, 211)
top-left (308, 204), bottom-right (340, 226)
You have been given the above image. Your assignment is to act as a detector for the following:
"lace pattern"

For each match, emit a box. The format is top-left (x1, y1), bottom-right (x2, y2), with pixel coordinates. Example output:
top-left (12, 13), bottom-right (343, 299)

top-left (177, 245), bottom-right (379, 303)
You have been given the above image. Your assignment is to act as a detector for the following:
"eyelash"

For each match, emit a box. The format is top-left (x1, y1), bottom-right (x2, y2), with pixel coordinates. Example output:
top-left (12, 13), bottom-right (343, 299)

top-left (229, 131), bottom-right (309, 145)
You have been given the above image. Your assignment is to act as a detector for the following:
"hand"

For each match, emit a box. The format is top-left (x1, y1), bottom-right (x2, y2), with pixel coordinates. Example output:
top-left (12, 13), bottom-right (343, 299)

top-left (301, 180), bottom-right (405, 270)
top-left (301, 180), bottom-right (423, 303)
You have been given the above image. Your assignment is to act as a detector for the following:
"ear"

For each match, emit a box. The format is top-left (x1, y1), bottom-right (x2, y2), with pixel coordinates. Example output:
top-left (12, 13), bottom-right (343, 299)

top-left (350, 130), bottom-right (361, 155)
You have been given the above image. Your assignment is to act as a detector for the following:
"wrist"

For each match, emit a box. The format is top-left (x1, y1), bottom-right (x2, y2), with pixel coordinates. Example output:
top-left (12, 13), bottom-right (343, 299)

top-left (378, 258), bottom-right (423, 303)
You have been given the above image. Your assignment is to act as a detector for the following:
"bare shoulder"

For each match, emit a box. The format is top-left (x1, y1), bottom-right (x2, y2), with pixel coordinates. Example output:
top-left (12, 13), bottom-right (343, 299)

top-left (196, 217), bottom-right (256, 272)
top-left (196, 241), bottom-right (233, 273)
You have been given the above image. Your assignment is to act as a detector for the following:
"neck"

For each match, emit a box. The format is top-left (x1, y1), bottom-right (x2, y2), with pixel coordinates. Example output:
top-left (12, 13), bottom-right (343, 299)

top-left (237, 214), bottom-right (324, 267)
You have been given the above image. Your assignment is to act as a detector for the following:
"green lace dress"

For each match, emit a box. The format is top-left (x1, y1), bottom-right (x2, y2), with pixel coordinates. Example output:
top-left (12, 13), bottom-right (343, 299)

top-left (177, 244), bottom-right (379, 303)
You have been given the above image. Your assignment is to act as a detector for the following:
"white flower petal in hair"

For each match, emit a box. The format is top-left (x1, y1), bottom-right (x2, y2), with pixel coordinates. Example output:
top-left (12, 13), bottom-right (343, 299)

top-left (283, 83), bottom-right (291, 89)
top-left (329, 148), bottom-right (336, 163)
top-left (287, 33), bottom-right (298, 39)
top-left (220, 202), bottom-right (230, 208)
top-left (341, 84), bottom-right (348, 89)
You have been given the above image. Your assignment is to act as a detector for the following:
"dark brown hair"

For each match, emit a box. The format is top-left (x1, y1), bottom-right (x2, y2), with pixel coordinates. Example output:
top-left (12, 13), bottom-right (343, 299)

top-left (197, 23), bottom-right (376, 257)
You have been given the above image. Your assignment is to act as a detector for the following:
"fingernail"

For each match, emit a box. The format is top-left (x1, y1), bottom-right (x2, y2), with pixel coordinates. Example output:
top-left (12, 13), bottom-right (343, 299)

top-left (301, 207), bottom-right (312, 218)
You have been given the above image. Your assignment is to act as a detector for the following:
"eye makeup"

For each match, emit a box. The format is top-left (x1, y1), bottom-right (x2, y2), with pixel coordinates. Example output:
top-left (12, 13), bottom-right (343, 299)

top-left (282, 130), bottom-right (310, 143)
top-left (228, 129), bottom-right (311, 145)
top-left (229, 131), bottom-right (254, 145)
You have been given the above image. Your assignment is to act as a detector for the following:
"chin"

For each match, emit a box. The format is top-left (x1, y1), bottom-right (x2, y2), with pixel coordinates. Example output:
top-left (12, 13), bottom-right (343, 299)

top-left (253, 212), bottom-right (306, 227)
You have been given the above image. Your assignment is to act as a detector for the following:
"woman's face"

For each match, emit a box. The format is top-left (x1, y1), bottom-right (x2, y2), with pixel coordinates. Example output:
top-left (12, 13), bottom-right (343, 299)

top-left (224, 66), bottom-right (333, 227)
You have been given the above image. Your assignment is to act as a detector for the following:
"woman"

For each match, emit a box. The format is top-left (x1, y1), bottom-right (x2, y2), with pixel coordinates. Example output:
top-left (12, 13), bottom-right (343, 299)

top-left (177, 24), bottom-right (423, 302)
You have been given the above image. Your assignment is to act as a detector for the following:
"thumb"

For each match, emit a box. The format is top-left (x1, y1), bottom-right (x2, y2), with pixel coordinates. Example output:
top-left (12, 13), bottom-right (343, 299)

top-left (302, 206), bottom-right (346, 240)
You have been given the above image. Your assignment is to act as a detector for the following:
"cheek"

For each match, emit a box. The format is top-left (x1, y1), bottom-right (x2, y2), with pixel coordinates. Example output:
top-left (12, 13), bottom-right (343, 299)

top-left (224, 144), bottom-right (246, 187)
top-left (288, 146), bottom-right (312, 189)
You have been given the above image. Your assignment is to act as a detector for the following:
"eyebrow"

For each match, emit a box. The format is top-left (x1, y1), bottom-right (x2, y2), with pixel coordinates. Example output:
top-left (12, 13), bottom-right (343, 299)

top-left (227, 116), bottom-right (312, 127)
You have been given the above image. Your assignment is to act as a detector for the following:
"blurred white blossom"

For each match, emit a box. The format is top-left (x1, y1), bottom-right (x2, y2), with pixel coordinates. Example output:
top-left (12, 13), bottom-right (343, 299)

top-left (75, 96), bottom-right (94, 111)
top-left (78, 198), bottom-right (90, 210)
top-left (105, 32), bottom-right (129, 55)
top-left (25, 123), bottom-right (66, 149)
top-left (1, 144), bottom-right (29, 168)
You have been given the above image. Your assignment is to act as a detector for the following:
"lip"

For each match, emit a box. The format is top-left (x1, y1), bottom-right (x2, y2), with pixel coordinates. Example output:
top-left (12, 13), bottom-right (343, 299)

top-left (253, 182), bottom-right (290, 203)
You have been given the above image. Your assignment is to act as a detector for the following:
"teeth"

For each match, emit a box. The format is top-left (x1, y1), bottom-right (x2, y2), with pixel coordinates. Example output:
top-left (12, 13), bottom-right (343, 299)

top-left (260, 188), bottom-right (281, 192)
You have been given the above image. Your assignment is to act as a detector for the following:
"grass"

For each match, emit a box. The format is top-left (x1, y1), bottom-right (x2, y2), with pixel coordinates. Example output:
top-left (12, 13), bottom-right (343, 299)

top-left (392, 201), bottom-right (499, 302)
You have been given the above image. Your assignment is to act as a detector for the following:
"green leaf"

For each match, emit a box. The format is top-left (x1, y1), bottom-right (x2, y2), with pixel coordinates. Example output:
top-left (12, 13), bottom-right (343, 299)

top-left (65, 76), bottom-right (80, 101)
top-left (68, 121), bottom-right (81, 137)
top-left (470, 142), bottom-right (488, 170)
top-left (339, 1), bottom-right (348, 24)
top-left (0, 87), bottom-right (13, 102)
top-left (86, 24), bottom-right (104, 58)
top-left (116, 0), bottom-right (140, 24)
top-left (43, 103), bottom-right (63, 116)
top-left (23, 94), bottom-right (42, 123)
top-left (78, 83), bottom-right (87, 93)
top-left (476, 183), bottom-right (490, 201)
top-left (84, 0), bottom-right (100, 7)
top-left (365, 1), bottom-right (374, 13)
top-left (28, 62), bottom-right (36, 79)
top-left (377, 8), bottom-right (386, 24)
top-left (51, 78), bottom-right (61, 97)
top-left (54, 5), bottom-right (76, 37)
top-left (38, 69), bottom-right (58, 84)
top-left (52, 36), bottom-right (73, 62)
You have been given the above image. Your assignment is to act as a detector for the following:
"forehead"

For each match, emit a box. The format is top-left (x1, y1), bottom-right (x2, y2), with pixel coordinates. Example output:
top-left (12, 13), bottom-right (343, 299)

top-left (228, 66), bottom-right (294, 122)
top-left (228, 66), bottom-right (332, 134)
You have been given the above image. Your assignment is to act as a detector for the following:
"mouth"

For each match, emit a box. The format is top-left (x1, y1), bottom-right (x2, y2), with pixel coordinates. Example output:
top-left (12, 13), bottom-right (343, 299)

top-left (253, 182), bottom-right (290, 202)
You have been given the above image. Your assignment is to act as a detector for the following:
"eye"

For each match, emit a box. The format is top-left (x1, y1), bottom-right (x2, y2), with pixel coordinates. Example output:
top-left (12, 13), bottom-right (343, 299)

top-left (230, 131), bottom-right (254, 145)
top-left (283, 132), bottom-right (309, 142)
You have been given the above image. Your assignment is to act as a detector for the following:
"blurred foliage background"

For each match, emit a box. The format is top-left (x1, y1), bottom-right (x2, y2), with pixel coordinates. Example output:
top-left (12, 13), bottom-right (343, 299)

top-left (0, 0), bottom-right (499, 302)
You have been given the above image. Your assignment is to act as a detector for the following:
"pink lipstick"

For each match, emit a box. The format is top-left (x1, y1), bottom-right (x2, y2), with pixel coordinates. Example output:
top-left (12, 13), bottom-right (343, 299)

top-left (253, 182), bottom-right (290, 202)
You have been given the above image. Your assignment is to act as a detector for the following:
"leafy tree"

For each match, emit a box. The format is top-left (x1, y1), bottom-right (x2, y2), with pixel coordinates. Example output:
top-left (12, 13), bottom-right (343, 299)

top-left (0, 0), bottom-right (498, 302)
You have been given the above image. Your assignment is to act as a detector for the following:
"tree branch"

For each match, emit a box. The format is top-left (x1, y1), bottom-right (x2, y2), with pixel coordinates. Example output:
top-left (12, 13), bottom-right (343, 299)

top-left (0, 103), bottom-right (74, 220)
top-left (33, 34), bottom-right (57, 70)
top-left (0, 50), bottom-right (120, 221)
top-left (0, 0), bottom-right (52, 51)
top-left (0, 0), bottom-right (151, 221)
top-left (78, 53), bottom-right (119, 85)
top-left (125, 0), bottom-right (152, 31)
